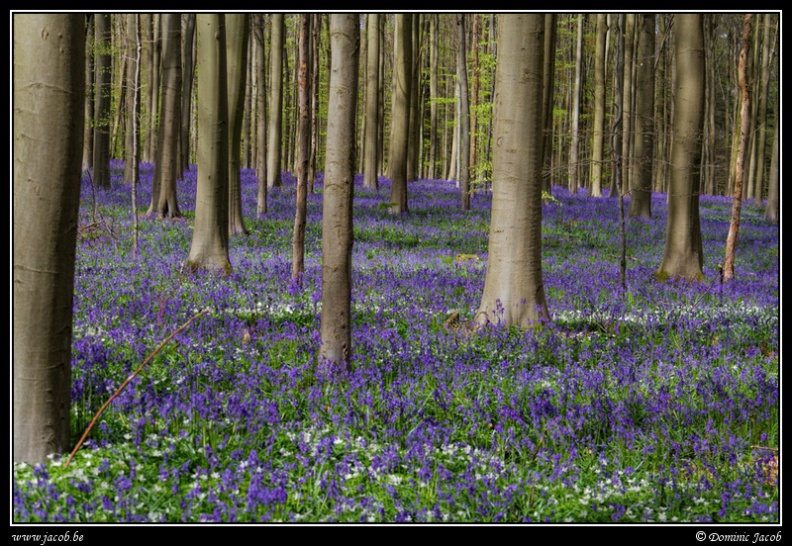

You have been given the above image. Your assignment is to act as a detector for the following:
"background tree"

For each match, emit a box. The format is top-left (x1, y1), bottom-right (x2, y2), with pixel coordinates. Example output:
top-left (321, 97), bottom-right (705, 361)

top-left (226, 14), bottom-right (250, 236)
top-left (149, 13), bottom-right (182, 218)
top-left (320, 14), bottom-right (359, 371)
top-left (92, 13), bottom-right (111, 189)
top-left (187, 14), bottom-right (231, 273)
top-left (180, 14), bottom-right (197, 176)
top-left (253, 14), bottom-right (268, 216)
top-left (476, 14), bottom-right (550, 329)
top-left (363, 13), bottom-right (380, 190)
top-left (540, 14), bottom-right (556, 193)
top-left (267, 14), bottom-right (284, 188)
top-left (389, 14), bottom-right (412, 214)
top-left (457, 14), bottom-right (471, 210)
top-left (657, 14), bottom-right (705, 281)
top-left (567, 14), bottom-right (584, 193)
top-left (763, 105), bottom-right (778, 224)
top-left (590, 13), bottom-right (607, 197)
top-left (628, 14), bottom-right (655, 218)
top-left (14, 13), bottom-right (85, 464)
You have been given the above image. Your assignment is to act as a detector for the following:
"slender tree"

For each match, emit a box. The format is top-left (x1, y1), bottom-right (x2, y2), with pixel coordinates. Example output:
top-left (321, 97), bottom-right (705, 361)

top-left (428, 14), bottom-right (439, 180)
top-left (476, 14), bottom-right (549, 329)
top-left (590, 13), bottom-right (607, 197)
top-left (92, 13), bottom-right (111, 189)
top-left (187, 14), bottom-right (231, 273)
top-left (226, 14), bottom-right (250, 236)
top-left (267, 14), bottom-right (284, 188)
top-left (292, 14), bottom-right (311, 282)
top-left (657, 14), bottom-right (705, 281)
top-left (124, 13), bottom-right (139, 185)
top-left (14, 14), bottom-right (85, 464)
top-left (389, 14), bottom-right (412, 214)
top-left (628, 14), bottom-right (655, 218)
top-left (254, 14), bottom-right (268, 215)
top-left (763, 108), bottom-right (778, 224)
top-left (180, 14), bottom-right (196, 176)
top-left (540, 14), bottom-right (556, 193)
top-left (363, 13), bottom-right (380, 189)
top-left (320, 14), bottom-right (359, 371)
top-left (82, 15), bottom-right (94, 172)
top-left (568, 14), bottom-right (584, 193)
top-left (457, 14), bottom-right (471, 210)
top-left (723, 15), bottom-right (753, 282)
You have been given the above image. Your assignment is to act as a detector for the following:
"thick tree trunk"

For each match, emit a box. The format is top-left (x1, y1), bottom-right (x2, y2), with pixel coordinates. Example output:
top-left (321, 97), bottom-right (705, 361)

top-left (657, 14), bottom-right (705, 281)
top-left (226, 14), bottom-right (250, 236)
top-left (363, 14), bottom-right (380, 189)
top-left (477, 14), bottom-right (549, 329)
top-left (92, 13), bottom-right (111, 189)
top-left (292, 14), bottom-right (311, 281)
top-left (628, 14), bottom-right (655, 218)
top-left (389, 14), bottom-right (412, 214)
top-left (320, 14), bottom-right (359, 371)
top-left (187, 14), bottom-right (231, 273)
top-left (150, 13), bottom-right (182, 218)
top-left (13, 14), bottom-right (85, 464)
top-left (723, 15), bottom-right (753, 282)
top-left (267, 14), bottom-right (284, 188)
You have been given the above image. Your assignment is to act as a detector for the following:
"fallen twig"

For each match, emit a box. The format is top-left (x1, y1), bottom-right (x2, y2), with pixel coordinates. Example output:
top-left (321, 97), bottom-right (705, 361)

top-left (65, 309), bottom-right (210, 468)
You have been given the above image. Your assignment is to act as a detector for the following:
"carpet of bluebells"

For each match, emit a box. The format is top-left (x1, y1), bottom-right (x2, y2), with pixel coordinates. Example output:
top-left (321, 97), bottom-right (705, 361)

top-left (13, 160), bottom-right (779, 523)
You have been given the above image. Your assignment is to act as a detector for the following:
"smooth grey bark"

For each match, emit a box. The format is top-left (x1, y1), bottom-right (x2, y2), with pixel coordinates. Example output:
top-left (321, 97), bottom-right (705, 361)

top-left (568, 14), bottom-right (584, 193)
top-left (187, 14), bottom-right (231, 273)
top-left (266, 14), bottom-right (284, 188)
top-left (14, 14), bottom-right (85, 464)
top-left (590, 13), bottom-right (606, 197)
top-left (320, 14), bottom-right (359, 371)
top-left (457, 14), bottom-right (471, 210)
top-left (657, 14), bottom-right (705, 281)
top-left (92, 13), bottom-right (111, 189)
top-left (428, 14), bottom-right (439, 180)
top-left (540, 14), bottom-right (556, 193)
top-left (620, 14), bottom-right (635, 195)
top-left (124, 14), bottom-right (139, 185)
top-left (150, 13), bottom-right (182, 218)
top-left (180, 14), bottom-right (196, 176)
top-left (476, 14), bottom-right (549, 329)
top-left (406, 14), bottom-right (421, 183)
top-left (147, 14), bottom-right (162, 164)
top-left (389, 14), bottom-right (412, 214)
top-left (292, 14), bottom-right (311, 281)
top-left (628, 14), bottom-right (655, 219)
top-left (254, 14), bottom-right (268, 215)
top-left (226, 14), bottom-right (250, 236)
top-left (363, 13), bottom-right (380, 189)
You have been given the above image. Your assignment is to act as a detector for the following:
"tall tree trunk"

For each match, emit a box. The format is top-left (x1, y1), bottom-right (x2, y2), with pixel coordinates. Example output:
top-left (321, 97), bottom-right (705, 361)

top-left (124, 14), bottom-right (139, 184)
top-left (745, 16), bottom-right (761, 201)
top-left (267, 14), bottom-right (284, 188)
top-left (389, 14), bottom-right (412, 214)
top-left (457, 14), bottom-right (471, 210)
top-left (654, 15), bottom-right (669, 193)
top-left (628, 14), bottom-right (655, 218)
top-left (568, 14), bottom-right (584, 193)
top-left (446, 80), bottom-right (459, 182)
top-left (82, 15), bottom-right (94, 171)
top-left (226, 14), bottom-right (250, 236)
top-left (428, 14), bottom-right (439, 180)
top-left (292, 14), bottom-right (311, 281)
top-left (469, 14), bottom-right (480, 190)
top-left (146, 14), bottom-right (161, 163)
top-left (307, 14), bottom-right (320, 193)
top-left (590, 14), bottom-right (607, 197)
top-left (753, 14), bottom-right (775, 205)
top-left (363, 13), bottom-right (380, 189)
top-left (150, 13), bottom-right (182, 218)
top-left (187, 14), bottom-right (231, 274)
top-left (92, 13), bottom-right (111, 189)
top-left (254, 14), bottom-right (268, 215)
top-left (620, 14), bottom-right (635, 195)
top-left (723, 15), bottom-right (753, 282)
top-left (541, 14), bottom-right (556, 193)
top-left (406, 14), bottom-right (421, 182)
top-left (320, 14), bottom-right (359, 372)
top-left (657, 14), bottom-right (705, 281)
top-left (131, 14), bottom-right (142, 256)
top-left (477, 14), bottom-right (549, 329)
top-left (13, 13), bottom-right (85, 464)
top-left (180, 14), bottom-right (196, 175)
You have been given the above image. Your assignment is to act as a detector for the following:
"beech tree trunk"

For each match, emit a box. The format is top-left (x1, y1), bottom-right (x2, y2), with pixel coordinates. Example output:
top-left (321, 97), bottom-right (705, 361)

top-left (267, 14), bottom-right (284, 188)
top-left (590, 14), bottom-right (606, 197)
top-left (568, 14), bottom-right (584, 193)
top-left (187, 14), bottom-right (231, 273)
top-left (457, 14), bottom-right (471, 210)
top-left (180, 14), bottom-right (196, 176)
top-left (476, 14), bottom-right (550, 329)
top-left (292, 14), bottom-right (311, 281)
top-left (428, 14), bottom-right (439, 180)
top-left (389, 14), bottom-right (412, 214)
top-left (254, 14), bottom-right (268, 216)
top-left (540, 14), bottom-right (556, 193)
top-left (628, 14), bottom-right (655, 218)
top-left (363, 14), bottom-right (380, 189)
top-left (92, 13), bottom-right (111, 189)
top-left (226, 14), bottom-right (250, 236)
top-left (657, 14), bottom-right (705, 281)
top-left (13, 13), bottom-right (85, 464)
top-left (320, 14), bottom-right (359, 371)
